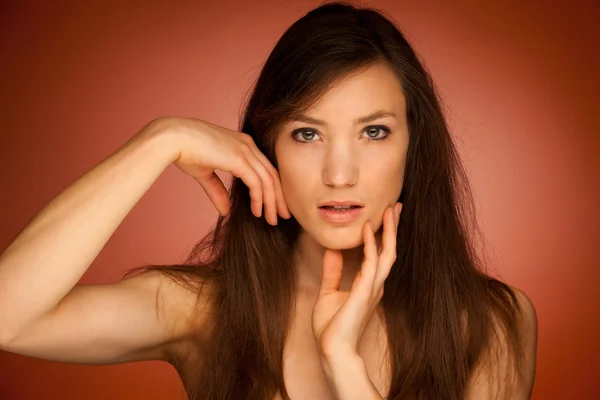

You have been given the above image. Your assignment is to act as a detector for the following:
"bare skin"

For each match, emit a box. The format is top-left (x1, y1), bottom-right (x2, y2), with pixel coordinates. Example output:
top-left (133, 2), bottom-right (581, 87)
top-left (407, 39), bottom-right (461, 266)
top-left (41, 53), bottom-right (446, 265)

top-left (270, 63), bottom-right (408, 398)
top-left (275, 63), bottom-right (408, 294)
top-left (0, 63), bottom-right (537, 399)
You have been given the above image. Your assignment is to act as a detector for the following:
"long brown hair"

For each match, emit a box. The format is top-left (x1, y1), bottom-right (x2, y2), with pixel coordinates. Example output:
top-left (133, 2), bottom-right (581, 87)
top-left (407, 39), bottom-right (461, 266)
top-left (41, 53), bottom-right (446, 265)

top-left (126, 2), bottom-right (525, 399)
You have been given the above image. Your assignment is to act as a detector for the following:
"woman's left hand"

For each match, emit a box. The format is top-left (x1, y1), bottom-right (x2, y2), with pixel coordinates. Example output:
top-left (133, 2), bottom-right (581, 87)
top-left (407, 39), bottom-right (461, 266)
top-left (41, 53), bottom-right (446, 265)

top-left (311, 202), bottom-right (402, 362)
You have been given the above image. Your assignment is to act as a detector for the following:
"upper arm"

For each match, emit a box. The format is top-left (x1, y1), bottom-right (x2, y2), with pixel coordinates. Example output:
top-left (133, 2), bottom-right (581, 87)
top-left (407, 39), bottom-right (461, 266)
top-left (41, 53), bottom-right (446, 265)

top-left (0, 270), bottom-right (209, 365)
top-left (465, 287), bottom-right (538, 400)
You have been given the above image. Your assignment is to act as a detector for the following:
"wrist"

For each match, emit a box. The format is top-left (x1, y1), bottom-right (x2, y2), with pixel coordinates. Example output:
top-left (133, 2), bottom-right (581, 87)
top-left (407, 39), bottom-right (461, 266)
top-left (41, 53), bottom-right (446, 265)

top-left (321, 355), bottom-right (382, 399)
top-left (137, 116), bottom-right (185, 164)
top-left (320, 352), bottom-right (365, 381)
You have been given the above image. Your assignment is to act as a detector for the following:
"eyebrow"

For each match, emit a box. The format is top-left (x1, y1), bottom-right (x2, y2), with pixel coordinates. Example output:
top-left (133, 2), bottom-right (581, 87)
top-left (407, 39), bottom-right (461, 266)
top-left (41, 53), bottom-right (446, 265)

top-left (290, 110), bottom-right (397, 126)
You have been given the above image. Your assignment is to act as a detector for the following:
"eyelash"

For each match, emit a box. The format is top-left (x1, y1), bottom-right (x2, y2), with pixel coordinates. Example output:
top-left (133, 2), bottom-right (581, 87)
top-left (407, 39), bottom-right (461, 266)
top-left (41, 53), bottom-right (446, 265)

top-left (290, 125), bottom-right (392, 145)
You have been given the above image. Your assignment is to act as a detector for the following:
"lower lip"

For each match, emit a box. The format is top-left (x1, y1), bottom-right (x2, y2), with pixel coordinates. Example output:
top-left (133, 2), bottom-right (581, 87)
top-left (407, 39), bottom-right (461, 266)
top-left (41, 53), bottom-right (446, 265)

top-left (318, 207), bottom-right (363, 223)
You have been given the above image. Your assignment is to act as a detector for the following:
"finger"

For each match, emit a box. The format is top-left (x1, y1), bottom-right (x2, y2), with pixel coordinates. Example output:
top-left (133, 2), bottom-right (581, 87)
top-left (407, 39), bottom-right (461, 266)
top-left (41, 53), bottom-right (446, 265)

top-left (319, 249), bottom-right (344, 296)
top-left (374, 205), bottom-right (399, 290)
top-left (195, 171), bottom-right (231, 216)
top-left (246, 144), bottom-right (292, 220)
top-left (348, 222), bottom-right (378, 303)
top-left (228, 154), bottom-right (264, 218)
top-left (242, 147), bottom-right (277, 225)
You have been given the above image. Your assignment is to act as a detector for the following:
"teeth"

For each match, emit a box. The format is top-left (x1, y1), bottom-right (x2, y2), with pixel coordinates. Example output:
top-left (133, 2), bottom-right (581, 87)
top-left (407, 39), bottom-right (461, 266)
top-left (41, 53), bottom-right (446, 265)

top-left (326, 205), bottom-right (354, 209)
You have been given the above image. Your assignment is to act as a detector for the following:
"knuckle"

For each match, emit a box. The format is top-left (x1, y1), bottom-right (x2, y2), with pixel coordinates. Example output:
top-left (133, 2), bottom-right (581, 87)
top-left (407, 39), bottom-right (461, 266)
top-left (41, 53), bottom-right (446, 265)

top-left (383, 255), bottom-right (396, 266)
top-left (263, 172), bottom-right (274, 187)
top-left (234, 152), bottom-right (248, 168)
top-left (243, 134), bottom-right (259, 149)
top-left (267, 164), bottom-right (279, 177)
top-left (240, 143), bottom-right (252, 155)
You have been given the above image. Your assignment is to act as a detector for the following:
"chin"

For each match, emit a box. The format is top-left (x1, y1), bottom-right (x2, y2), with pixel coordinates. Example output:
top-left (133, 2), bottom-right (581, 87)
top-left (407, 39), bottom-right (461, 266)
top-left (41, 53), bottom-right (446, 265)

top-left (316, 231), bottom-right (364, 250)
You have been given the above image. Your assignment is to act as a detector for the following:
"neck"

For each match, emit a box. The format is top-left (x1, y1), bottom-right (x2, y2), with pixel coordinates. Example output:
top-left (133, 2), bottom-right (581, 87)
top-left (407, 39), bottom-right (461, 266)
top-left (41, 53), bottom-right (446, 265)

top-left (292, 228), bottom-right (384, 296)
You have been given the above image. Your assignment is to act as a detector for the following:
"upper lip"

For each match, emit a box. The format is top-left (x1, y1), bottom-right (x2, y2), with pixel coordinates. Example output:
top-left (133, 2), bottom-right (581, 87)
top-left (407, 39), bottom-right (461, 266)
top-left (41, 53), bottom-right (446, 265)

top-left (318, 200), bottom-right (364, 207)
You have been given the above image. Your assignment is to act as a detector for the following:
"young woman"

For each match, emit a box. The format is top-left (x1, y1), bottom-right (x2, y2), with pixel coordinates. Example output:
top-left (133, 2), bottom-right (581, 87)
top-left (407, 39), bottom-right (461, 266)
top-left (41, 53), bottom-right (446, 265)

top-left (0, 2), bottom-right (537, 399)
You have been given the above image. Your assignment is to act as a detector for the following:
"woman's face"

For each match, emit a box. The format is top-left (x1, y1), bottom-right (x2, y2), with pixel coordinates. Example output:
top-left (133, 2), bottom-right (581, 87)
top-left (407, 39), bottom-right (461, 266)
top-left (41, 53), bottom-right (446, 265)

top-left (274, 62), bottom-right (409, 250)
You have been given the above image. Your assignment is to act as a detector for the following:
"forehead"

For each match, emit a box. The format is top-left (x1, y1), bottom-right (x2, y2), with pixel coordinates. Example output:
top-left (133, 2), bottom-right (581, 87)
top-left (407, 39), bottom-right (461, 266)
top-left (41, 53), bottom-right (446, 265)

top-left (300, 63), bottom-right (406, 121)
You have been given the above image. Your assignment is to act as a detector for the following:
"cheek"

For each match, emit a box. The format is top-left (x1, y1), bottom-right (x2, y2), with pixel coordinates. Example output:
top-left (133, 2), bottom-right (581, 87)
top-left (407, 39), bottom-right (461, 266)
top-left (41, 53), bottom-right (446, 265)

top-left (371, 155), bottom-right (406, 197)
top-left (277, 159), bottom-right (308, 209)
top-left (278, 163), bottom-right (324, 226)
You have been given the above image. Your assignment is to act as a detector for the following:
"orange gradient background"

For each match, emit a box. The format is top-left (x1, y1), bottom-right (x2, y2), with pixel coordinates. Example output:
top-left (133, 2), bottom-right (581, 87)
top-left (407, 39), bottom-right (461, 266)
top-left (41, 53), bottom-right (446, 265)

top-left (0, 1), bottom-right (598, 399)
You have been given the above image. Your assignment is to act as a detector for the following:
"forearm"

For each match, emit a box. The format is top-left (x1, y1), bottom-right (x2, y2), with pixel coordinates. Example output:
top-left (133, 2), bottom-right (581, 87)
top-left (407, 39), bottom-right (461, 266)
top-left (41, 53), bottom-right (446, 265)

top-left (322, 354), bottom-right (383, 400)
top-left (0, 119), bottom-right (180, 338)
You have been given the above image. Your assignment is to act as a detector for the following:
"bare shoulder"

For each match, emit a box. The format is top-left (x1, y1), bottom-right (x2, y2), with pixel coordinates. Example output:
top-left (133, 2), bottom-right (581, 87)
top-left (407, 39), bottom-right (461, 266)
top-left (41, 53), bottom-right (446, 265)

top-left (512, 286), bottom-right (538, 343)
top-left (507, 286), bottom-right (538, 397)
top-left (512, 286), bottom-right (538, 384)
top-left (148, 269), bottom-right (218, 362)
top-left (509, 285), bottom-right (538, 376)
top-left (465, 285), bottom-right (538, 399)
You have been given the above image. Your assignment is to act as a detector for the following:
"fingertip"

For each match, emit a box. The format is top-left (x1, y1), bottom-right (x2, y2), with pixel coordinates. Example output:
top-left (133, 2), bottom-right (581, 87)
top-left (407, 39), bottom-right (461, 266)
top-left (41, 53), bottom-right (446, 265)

top-left (365, 222), bottom-right (376, 245)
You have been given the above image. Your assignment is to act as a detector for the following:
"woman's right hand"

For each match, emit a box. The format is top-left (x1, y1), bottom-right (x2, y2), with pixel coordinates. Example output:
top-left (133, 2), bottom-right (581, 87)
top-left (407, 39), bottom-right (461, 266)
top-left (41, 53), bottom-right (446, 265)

top-left (143, 116), bottom-right (291, 226)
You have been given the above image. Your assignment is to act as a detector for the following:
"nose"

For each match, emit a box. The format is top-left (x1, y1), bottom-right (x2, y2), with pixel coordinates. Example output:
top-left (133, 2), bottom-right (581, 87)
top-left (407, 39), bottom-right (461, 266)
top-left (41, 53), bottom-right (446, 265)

top-left (322, 142), bottom-right (358, 187)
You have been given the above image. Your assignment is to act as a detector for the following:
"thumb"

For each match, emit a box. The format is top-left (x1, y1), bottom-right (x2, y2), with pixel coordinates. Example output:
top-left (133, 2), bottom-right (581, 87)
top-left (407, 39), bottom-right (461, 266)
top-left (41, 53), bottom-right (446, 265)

top-left (319, 249), bottom-right (344, 296)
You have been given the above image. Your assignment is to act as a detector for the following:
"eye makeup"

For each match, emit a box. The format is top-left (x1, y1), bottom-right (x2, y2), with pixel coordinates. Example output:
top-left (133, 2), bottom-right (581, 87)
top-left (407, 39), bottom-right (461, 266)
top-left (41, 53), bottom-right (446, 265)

top-left (290, 125), bottom-right (392, 145)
